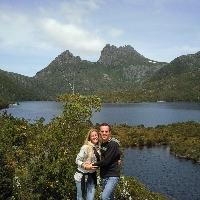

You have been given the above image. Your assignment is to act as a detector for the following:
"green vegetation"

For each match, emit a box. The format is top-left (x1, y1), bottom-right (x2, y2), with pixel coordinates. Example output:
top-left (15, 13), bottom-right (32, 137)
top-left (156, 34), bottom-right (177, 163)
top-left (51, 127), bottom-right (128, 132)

top-left (0, 69), bottom-right (49, 103)
top-left (115, 176), bottom-right (166, 200)
top-left (113, 122), bottom-right (200, 163)
top-left (0, 94), bottom-right (166, 199)
top-left (0, 98), bottom-right (9, 109)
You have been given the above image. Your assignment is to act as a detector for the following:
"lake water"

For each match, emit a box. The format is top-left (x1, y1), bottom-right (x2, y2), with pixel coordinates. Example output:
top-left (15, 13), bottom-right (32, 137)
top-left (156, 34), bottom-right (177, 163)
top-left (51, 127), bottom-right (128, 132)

top-left (92, 102), bottom-right (200, 127)
top-left (2, 101), bottom-right (200, 127)
top-left (2, 101), bottom-right (200, 199)
top-left (123, 147), bottom-right (200, 200)
top-left (1, 101), bottom-right (63, 123)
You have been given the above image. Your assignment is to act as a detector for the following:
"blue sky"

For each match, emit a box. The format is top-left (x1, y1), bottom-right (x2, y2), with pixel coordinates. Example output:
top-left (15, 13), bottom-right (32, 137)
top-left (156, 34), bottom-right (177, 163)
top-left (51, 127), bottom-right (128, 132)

top-left (0, 0), bottom-right (200, 76)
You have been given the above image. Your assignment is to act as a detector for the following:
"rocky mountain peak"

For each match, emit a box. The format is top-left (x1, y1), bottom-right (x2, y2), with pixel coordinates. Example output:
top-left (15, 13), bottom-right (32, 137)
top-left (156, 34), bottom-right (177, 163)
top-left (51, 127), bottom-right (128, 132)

top-left (35, 50), bottom-right (82, 78)
top-left (55, 50), bottom-right (81, 64)
top-left (98, 44), bottom-right (146, 66)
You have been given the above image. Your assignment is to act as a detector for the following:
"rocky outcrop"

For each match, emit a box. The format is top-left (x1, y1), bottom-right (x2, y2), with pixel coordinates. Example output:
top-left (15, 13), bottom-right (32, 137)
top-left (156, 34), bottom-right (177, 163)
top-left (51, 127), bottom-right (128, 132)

top-left (98, 44), bottom-right (147, 66)
top-left (35, 50), bottom-right (82, 79)
top-left (123, 64), bottom-right (163, 82)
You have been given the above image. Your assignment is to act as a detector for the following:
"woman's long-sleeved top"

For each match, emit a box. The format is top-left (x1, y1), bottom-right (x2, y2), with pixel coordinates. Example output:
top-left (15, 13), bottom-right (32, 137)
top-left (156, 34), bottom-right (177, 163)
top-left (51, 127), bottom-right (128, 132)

top-left (75, 143), bottom-right (100, 174)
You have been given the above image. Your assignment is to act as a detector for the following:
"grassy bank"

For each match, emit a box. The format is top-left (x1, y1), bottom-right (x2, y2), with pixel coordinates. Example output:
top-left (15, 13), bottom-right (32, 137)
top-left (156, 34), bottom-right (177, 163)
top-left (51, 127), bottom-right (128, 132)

top-left (0, 99), bottom-right (9, 109)
top-left (112, 121), bottom-right (200, 163)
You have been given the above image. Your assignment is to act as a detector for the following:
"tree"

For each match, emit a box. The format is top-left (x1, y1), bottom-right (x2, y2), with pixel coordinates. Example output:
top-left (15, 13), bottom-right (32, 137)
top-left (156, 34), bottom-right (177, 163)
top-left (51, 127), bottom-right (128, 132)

top-left (18, 94), bottom-right (101, 199)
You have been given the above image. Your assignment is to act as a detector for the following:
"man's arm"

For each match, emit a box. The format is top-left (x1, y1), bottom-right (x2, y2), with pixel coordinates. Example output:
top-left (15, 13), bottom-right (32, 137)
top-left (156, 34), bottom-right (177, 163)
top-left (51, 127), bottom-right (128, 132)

top-left (93, 142), bottom-right (120, 167)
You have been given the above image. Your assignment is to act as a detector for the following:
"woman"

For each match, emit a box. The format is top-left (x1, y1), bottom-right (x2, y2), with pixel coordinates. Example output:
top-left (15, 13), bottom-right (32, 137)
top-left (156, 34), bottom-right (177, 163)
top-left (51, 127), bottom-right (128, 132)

top-left (74, 128), bottom-right (100, 200)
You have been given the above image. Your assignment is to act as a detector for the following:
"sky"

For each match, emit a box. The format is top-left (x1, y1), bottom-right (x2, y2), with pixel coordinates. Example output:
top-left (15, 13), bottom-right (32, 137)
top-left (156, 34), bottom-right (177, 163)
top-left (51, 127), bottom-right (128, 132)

top-left (0, 0), bottom-right (200, 77)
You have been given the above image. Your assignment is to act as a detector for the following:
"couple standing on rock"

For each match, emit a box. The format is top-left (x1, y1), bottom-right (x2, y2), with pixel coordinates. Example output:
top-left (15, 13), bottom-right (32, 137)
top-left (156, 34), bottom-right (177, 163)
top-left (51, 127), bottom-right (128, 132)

top-left (74, 123), bottom-right (121, 200)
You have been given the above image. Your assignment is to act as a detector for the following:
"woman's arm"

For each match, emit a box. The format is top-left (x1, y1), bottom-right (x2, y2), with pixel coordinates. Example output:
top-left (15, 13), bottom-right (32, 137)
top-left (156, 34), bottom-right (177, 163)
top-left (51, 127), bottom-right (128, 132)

top-left (75, 145), bottom-right (87, 168)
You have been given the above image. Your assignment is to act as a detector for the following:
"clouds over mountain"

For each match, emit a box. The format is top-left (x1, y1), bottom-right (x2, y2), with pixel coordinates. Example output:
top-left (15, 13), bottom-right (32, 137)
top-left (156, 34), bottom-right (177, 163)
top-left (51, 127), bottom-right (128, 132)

top-left (0, 0), bottom-right (106, 57)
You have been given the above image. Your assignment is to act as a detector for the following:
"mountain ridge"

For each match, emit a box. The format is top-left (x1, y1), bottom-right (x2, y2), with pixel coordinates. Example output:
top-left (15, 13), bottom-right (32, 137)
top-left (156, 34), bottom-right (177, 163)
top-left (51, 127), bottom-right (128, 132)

top-left (1, 44), bottom-right (199, 103)
top-left (34, 44), bottom-right (166, 98)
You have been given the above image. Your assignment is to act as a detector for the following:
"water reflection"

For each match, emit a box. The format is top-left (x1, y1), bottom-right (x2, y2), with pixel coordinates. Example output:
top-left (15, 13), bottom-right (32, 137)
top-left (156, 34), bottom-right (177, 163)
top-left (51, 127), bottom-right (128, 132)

top-left (123, 146), bottom-right (200, 200)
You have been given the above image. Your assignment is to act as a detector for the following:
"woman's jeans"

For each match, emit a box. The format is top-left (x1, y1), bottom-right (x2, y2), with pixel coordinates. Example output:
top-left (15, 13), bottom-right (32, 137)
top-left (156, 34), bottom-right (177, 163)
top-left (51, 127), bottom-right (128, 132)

top-left (101, 177), bottom-right (120, 200)
top-left (75, 174), bottom-right (95, 200)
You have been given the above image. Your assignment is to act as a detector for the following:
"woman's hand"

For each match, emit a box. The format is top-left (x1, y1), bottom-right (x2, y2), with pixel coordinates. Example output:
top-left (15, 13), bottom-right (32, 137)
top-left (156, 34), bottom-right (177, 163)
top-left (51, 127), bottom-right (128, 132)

top-left (81, 161), bottom-right (90, 169)
top-left (83, 163), bottom-right (98, 170)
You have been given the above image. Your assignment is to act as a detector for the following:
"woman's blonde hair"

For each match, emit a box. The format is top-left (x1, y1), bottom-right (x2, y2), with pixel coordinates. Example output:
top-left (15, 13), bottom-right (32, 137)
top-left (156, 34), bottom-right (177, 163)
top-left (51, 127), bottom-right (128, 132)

top-left (84, 128), bottom-right (99, 145)
top-left (83, 128), bottom-right (100, 162)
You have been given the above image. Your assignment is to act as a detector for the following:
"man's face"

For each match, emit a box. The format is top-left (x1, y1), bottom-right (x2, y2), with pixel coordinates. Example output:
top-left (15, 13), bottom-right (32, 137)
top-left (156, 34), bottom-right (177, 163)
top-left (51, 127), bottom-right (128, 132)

top-left (100, 125), bottom-right (111, 142)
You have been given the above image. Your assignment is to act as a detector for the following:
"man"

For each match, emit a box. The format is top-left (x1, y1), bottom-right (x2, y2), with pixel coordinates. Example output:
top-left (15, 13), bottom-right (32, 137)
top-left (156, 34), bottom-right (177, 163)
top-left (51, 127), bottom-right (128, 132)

top-left (93, 123), bottom-right (121, 200)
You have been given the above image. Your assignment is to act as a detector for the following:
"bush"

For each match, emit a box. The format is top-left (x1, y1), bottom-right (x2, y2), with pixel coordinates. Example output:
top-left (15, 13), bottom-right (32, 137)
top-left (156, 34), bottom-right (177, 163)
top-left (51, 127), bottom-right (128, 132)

top-left (0, 94), bottom-right (168, 199)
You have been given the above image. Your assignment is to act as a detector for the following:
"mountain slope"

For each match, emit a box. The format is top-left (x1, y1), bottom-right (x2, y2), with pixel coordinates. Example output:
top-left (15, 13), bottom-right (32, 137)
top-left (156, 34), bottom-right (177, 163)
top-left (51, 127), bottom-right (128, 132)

top-left (98, 51), bottom-right (200, 102)
top-left (1, 45), bottom-right (200, 102)
top-left (151, 51), bottom-right (200, 80)
top-left (0, 69), bottom-right (48, 102)
top-left (98, 44), bottom-right (166, 82)
top-left (142, 51), bottom-right (200, 101)
top-left (34, 44), bottom-right (166, 98)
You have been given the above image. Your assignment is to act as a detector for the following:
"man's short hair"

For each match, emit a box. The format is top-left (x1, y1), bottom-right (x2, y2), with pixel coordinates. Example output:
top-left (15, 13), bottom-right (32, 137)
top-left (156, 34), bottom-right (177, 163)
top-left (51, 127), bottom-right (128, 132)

top-left (99, 123), bottom-right (111, 132)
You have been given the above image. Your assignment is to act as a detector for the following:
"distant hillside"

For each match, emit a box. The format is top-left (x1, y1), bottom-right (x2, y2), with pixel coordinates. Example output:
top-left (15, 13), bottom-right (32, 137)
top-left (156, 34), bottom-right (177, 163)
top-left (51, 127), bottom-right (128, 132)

top-left (1, 45), bottom-right (200, 103)
top-left (109, 51), bottom-right (200, 102)
top-left (152, 51), bottom-right (200, 80)
top-left (34, 44), bottom-right (165, 98)
top-left (145, 51), bottom-right (200, 101)
top-left (0, 69), bottom-right (32, 101)
top-left (0, 69), bottom-right (48, 102)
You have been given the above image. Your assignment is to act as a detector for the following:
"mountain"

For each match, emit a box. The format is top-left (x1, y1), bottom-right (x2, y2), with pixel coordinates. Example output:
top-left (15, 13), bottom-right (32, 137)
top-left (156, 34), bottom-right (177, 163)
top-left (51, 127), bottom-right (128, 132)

top-left (140, 51), bottom-right (200, 101)
top-left (0, 69), bottom-right (48, 102)
top-left (94, 50), bottom-right (200, 102)
top-left (34, 44), bottom-right (166, 99)
top-left (151, 51), bottom-right (200, 80)
top-left (98, 44), bottom-right (148, 66)
top-left (97, 44), bottom-right (166, 82)
top-left (1, 44), bottom-right (200, 103)
top-left (0, 69), bottom-right (33, 101)
top-left (34, 50), bottom-right (110, 97)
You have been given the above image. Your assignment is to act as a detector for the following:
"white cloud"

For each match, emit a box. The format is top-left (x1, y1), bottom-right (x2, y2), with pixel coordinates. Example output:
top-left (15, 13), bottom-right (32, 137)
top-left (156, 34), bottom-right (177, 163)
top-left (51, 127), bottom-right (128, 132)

top-left (108, 28), bottom-right (124, 37)
top-left (39, 0), bottom-right (103, 25)
top-left (0, 0), bottom-right (106, 58)
top-left (0, 0), bottom-right (128, 58)
top-left (0, 11), bottom-right (51, 52)
top-left (0, 12), bottom-right (30, 47)
top-left (39, 18), bottom-right (105, 55)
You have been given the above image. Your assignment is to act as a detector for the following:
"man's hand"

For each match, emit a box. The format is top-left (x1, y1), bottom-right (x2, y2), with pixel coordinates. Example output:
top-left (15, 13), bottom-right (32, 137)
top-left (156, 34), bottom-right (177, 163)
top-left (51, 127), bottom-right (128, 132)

top-left (118, 159), bottom-right (122, 167)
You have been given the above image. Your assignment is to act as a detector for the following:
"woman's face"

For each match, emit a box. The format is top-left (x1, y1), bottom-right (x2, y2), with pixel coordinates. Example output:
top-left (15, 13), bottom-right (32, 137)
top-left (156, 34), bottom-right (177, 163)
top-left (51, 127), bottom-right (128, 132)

top-left (90, 131), bottom-right (99, 144)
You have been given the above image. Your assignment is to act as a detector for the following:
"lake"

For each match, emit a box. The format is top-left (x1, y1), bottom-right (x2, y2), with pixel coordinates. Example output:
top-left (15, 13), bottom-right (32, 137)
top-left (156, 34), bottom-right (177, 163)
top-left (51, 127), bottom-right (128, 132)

top-left (2, 101), bottom-right (200, 199)
top-left (1, 101), bottom-right (63, 123)
top-left (92, 102), bottom-right (200, 127)
top-left (123, 147), bottom-right (200, 200)
top-left (2, 101), bottom-right (200, 127)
